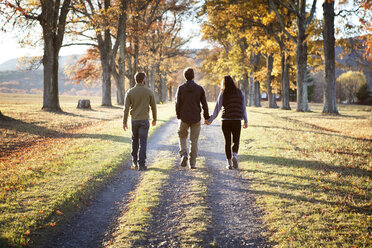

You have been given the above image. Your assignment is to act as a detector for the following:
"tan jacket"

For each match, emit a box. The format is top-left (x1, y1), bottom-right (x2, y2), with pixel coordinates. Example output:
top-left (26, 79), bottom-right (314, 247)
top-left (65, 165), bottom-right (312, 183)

top-left (123, 84), bottom-right (157, 125)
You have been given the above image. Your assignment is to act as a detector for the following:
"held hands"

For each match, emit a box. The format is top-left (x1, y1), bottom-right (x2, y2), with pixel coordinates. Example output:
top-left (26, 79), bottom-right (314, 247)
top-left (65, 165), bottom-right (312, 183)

top-left (204, 120), bottom-right (211, 125)
top-left (243, 122), bottom-right (248, 129)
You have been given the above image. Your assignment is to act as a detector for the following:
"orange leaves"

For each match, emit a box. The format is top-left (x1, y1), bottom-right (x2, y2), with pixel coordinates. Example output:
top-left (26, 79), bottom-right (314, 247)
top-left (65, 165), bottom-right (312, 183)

top-left (49, 222), bottom-right (56, 227)
top-left (56, 210), bottom-right (63, 215)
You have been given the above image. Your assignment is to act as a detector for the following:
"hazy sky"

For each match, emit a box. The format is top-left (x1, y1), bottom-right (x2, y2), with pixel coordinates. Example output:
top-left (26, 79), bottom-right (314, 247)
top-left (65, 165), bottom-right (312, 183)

top-left (0, 19), bottom-right (209, 64)
top-left (0, 0), bottom-right (359, 65)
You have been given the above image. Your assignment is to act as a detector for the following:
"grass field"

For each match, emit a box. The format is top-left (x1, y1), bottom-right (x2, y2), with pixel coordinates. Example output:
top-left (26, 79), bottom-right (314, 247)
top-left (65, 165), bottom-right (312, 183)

top-left (239, 103), bottom-right (371, 247)
top-left (0, 93), bottom-right (175, 247)
top-left (0, 94), bottom-right (371, 247)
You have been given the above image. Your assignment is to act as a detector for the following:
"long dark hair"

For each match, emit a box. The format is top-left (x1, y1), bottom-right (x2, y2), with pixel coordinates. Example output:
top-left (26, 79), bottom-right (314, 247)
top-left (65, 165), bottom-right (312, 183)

top-left (221, 75), bottom-right (238, 95)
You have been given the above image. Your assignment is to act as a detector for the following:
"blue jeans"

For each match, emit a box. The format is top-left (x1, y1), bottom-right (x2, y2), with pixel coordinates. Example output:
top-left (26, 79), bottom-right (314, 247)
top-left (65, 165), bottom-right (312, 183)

top-left (131, 120), bottom-right (150, 167)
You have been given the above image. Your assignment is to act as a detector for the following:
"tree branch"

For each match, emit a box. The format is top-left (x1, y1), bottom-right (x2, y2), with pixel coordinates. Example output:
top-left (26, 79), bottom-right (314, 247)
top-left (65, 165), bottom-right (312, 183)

top-left (269, 0), bottom-right (297, 43)
top-left (306, 0), bottom-right (317, 25)
top-left (62, 42), bottom-right (98, 47)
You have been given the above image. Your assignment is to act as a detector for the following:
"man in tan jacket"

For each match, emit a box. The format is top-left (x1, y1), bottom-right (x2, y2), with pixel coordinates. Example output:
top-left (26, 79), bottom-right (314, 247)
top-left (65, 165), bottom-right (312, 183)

top-left (123, 72), bottom-right (157, 171)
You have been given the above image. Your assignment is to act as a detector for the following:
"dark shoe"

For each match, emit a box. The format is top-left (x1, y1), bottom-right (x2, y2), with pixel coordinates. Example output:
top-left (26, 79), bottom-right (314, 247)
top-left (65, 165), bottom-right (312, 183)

top-left (180, 155), bottom-right (188, 167)
top-left (189, 163), bottom-right (196, 169)
top-left (138, 165), bottom-right (147, 171)
top-left (232, 154), bottom-right (239, 169)
top-left (226, 159), bottom-right (232, 170)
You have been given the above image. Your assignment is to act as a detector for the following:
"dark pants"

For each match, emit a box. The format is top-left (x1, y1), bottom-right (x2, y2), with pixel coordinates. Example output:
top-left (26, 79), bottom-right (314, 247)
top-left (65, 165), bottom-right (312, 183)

top-left (131, 120), bottom-right (150, 167)
top-left (221, 120), bottom-right (241, 159)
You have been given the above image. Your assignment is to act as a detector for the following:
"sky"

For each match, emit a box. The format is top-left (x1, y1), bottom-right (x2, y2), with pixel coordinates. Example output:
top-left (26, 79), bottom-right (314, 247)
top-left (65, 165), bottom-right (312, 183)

top-left (0, 19), bottom-right (210, 65)
top-left (0, 0), bottom-right (359, 65)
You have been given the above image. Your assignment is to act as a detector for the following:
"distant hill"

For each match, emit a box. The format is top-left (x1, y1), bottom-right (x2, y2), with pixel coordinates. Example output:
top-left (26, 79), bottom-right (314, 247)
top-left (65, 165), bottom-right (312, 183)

top-left (0, 55), bottom-right (101, 96)
top-left (0, 55), bottom-right (80, 72)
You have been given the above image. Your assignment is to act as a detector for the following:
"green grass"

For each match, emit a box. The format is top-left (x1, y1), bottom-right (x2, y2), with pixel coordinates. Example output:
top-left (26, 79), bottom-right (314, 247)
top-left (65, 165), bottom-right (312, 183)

top-left (177, 157), bottom-right (211, 248)
top-left (107, 151), bottom-right (175, 247)
top-left (0, 94), bottom-right (176, 247)
top-left (239, 103), bottom-right (371, 247)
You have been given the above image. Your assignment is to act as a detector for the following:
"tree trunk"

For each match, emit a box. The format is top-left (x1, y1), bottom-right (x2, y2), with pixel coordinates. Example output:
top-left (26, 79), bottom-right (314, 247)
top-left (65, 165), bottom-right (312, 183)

top-left (116, 1), bottom-right (127, 105)
top-left (42, 34), bottom-right (61, 111)
top-left (99, 29), bottom-right (112, 106)
top-left (40, 0), bottom-right (71, 112)
top-left (243, 71), bottom-right (249, 106)
top-left (249, 72), bottom-right (254, 106)
top-left (253, 53), bottom-right (261, 107)
top-left (296, 1), bottom-right (310, 112)
top-left (254, 81), bottom-right (261, 107)
top-left (281, 52), bottom-right (291, 110)
top-left (168, 86), bottom-right (172, 102)
top-left (322, 0), bottom-right (339, 114)
top-left (267, 54), bottom-right (278, 108)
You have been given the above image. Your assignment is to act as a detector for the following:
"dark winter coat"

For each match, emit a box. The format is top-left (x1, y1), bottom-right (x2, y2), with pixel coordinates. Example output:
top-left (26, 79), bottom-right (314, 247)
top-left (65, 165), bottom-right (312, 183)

top-left (175, 80), bottom-right (210, 124)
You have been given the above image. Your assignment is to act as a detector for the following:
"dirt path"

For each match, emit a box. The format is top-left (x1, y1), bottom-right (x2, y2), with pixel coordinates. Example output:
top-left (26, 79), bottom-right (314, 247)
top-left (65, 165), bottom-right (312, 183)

top-left (199, 121), bottom-right (269, 247)
top-left (47, 119), bottom-right (179, 248)
top-left (48, 118), bottom-right (269, 247)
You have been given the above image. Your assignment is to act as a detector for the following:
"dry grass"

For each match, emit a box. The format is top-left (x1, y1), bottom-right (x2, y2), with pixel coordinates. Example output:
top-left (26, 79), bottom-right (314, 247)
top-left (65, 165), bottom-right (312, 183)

top-left (239, 102), bottom-right (372, 247)
top-left (0, 93), bottom-right (175, 247)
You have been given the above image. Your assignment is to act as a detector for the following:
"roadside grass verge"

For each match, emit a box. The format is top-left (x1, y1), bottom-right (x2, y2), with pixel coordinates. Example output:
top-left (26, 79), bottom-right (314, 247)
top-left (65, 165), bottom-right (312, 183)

top-left (0, 94), bottom-right (175, 247)
top-left (106, 151), bottom-right (175, 247)
top-left (177, 157), bottom-right (211, 248)
top-left (239, 103), bottom-right (371, 247)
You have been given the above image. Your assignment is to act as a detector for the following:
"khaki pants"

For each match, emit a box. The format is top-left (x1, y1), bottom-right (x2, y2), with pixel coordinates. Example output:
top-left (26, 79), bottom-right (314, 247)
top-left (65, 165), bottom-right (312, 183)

top-left (177, 120), bottom-right (201, 166)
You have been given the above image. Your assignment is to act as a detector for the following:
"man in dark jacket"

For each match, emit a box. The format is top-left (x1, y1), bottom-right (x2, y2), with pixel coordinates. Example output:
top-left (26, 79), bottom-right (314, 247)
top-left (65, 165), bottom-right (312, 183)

top-left (175, 68), bottom-right (209, 169)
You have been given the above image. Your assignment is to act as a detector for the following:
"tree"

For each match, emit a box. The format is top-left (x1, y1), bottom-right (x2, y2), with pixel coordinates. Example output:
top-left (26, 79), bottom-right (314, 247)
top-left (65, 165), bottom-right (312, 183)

top-left (2, 0), bottom-right (72, 111)
top-left (336, 71), bottom-right (367, 103)
top-left (322, 0), bottom-right (338, 114)
top-left (270, 0), bottom-right (317, 112)
top-left (356, 83), bottom-right (370, 103)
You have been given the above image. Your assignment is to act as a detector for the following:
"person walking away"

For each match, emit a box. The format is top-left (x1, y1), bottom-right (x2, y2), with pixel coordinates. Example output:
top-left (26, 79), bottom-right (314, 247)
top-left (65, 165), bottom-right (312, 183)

top-left (175, 67), bottom-right (210, 169)
top-left (206, 75), bottom-right (248, 169)
top-left (123, 72), bottom-right (157, 171)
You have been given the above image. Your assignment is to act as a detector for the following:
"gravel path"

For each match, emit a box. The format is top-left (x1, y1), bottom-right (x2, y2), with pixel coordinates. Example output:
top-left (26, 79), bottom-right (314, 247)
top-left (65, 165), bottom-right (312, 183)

top-left (48, 118), bottom-right (270, 247)
top-left (47, 119), bottom-right (179, 248)
top-left (200, 120), bottom-right (270, 248)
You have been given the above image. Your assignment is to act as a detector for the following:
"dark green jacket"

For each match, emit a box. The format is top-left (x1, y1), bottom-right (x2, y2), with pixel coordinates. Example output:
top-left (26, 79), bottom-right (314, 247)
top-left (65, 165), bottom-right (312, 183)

top-left (123, 84), bottom-right (157, 125)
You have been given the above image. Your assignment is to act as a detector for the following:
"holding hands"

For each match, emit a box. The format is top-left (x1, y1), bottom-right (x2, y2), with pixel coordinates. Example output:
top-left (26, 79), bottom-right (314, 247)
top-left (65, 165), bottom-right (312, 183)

top-left (204, 119), bottom-right (211, 125)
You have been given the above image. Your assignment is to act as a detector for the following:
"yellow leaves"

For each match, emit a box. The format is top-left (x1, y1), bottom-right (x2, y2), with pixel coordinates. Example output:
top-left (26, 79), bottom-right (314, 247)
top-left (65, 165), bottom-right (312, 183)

top-left (25, 230), bottom-right (30, 235)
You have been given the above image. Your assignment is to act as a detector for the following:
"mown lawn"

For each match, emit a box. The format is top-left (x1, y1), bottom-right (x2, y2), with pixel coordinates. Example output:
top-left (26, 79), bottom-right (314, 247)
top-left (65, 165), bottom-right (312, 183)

top-left (0, 93), bottom-right (175, 247)
top-left (240, 103), bottom-right (371, 247)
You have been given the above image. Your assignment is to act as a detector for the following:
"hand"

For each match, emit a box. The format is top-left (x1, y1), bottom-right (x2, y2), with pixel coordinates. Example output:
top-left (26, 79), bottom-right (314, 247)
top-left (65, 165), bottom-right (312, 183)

top-left (243, 122), bottom-right (248, 129)
top-left (152, 120), bottom-right (156, 126)
top-left (204, 120), bottom-right (211, 125)
top-left (123, 124), bottom-right (128, 131)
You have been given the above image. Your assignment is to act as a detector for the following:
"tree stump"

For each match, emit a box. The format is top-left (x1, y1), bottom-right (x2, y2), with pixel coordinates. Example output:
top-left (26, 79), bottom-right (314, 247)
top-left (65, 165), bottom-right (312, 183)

top-left (77, 99), bottom-right (91, 109)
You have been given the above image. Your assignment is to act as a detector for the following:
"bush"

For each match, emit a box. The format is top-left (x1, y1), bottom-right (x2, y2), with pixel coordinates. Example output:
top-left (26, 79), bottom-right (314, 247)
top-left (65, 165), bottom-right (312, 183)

top-left (356, 83), bottom-right (370, 102)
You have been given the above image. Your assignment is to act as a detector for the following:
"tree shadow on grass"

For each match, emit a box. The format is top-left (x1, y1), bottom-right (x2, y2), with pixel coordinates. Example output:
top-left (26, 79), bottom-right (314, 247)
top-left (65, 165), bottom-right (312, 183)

top-left (250, 124), bottom-right (372, 142)
top-left (0, 117), bottom-right (130, 142)
top-left (239, 154), bottom-right (372, 179)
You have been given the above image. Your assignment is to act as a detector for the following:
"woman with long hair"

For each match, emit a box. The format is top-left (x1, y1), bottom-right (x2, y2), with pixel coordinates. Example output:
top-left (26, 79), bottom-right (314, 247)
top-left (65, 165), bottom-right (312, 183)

top-left (206, 75), bottom-right (248, 169)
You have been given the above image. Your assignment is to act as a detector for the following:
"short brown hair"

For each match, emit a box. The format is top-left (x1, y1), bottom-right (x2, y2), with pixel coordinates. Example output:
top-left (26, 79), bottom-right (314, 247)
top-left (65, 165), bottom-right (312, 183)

top-left (135, 72), bottom-right (146, 84)
top-left (183, 67), bottom-right (194, 81)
